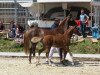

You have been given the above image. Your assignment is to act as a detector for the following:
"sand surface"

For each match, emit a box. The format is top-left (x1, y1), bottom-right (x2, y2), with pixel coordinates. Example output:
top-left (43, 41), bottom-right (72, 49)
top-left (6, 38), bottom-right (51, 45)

top-left (0, 57), bottom-right (100, 75)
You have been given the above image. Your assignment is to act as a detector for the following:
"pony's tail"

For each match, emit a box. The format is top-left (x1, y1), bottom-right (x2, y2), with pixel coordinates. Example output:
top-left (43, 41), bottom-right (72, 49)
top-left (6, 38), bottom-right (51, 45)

top-left (23, 32), bottom-right (30, 54)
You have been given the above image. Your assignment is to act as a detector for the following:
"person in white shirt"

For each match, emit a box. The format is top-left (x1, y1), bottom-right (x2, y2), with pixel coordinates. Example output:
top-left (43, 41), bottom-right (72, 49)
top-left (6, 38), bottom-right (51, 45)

top-left (80, 9), bottom-right (89, 38)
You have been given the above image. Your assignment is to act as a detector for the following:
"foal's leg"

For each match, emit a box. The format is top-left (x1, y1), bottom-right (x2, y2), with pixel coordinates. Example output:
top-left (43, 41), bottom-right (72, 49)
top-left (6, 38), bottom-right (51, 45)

top-left (61, 47), bottom-right (68, 65)
top-left (65, 47), bottom-right (74, 65)
top-left (31, 43), bottom-right (39, 64)
top-left (31, 43), bottom-right (37, 57)
top-left (45, 47), bottom-right (50, 63)
top-left (29, 43), bottom-right (37, 64)
top-left (59, 48), bottom-right (62, 63)
top-left (29, 47), bottom-right (32, 64)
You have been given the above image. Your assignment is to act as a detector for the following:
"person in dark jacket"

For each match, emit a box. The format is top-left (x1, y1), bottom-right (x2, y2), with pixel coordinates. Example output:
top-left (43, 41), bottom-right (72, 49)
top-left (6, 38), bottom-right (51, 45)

top-left (51, 18), bottom-right (60, 29)
top-left (10, 21), bottom-right (16, 38)
top-left (16, 24), bottom-right (24, 38)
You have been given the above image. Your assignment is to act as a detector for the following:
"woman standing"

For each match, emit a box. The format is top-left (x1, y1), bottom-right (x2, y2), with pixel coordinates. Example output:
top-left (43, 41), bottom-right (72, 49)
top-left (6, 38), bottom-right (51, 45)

top-left (80, 9), bottom-right (89, 38)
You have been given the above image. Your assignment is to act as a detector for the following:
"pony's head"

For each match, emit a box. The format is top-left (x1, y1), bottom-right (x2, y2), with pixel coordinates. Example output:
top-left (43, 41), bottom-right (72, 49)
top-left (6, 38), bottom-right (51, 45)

top-left (64, 26), bottom-right (75, 37)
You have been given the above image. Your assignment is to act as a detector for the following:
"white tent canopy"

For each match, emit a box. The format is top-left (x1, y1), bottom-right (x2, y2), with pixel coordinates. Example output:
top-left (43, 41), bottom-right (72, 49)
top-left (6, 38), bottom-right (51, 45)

top-left (19, 3), bottom-right (33, 7)
top-left (37, 0), bottom-right (91, 3)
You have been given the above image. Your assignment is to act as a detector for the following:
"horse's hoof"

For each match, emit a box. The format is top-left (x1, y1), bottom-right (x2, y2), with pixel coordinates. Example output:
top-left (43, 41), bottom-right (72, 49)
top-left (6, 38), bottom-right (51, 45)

top-left (51, 64), bottom-right (56, 67)
top-left (48, 63), bottom-right (52, 66)
top-left (48, 63), bottom-right (56, 67)
top-left (29, 62), bottom-right (32, 64)
top-left (36, 63), bottom-right (40, 66)
top-left (48, 61), bottom-right (52, 66)
top-left (61, 61), bottom-right (68, 66)
top-left (45, 60), bottom-right (49, 64)
top-left (71, 62), bottom-right (74, 66)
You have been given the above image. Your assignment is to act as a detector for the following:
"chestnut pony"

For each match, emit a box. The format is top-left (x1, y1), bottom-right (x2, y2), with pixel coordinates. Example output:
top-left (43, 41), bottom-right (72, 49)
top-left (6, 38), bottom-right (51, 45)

top-left (24, 17), bottom-right (68, 63)
top-left (38, 26), bottom-right (76, 65)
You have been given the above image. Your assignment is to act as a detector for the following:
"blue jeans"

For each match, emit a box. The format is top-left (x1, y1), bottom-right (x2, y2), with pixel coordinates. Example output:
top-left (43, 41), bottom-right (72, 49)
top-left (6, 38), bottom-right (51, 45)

top-left (80, 22), bottom-right (86, 38)
top-left (12, 28), bottom-right (16, 38)
top-left (92, 28), bottom-right (99, 38)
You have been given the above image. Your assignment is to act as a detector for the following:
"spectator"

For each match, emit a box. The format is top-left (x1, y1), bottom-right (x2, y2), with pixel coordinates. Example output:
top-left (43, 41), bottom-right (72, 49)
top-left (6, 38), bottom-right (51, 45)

top-left (0, 20), bottom-right (5, 30)
top-left (16, 24), bottom-right (24, 38)
top-left (10, 21), bottom-right (16, 38)
top-left (51, 18), bottom-right (60, 29)
top-left (80, 9), bottom-right (89, 38)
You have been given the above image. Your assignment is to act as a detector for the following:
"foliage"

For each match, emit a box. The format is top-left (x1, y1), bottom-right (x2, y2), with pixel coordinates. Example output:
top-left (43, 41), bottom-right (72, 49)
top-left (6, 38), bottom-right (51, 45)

top-left (0, 38), bottom-right (100, 54)
top-left (0, 38), bottom-right (23, 52)
top-left (70, 39), bottom-right (100, 54)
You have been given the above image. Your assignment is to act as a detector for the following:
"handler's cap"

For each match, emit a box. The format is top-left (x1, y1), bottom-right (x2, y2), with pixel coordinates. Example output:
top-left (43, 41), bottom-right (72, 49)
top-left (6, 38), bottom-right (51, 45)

top-left (30, 22), bottom-right (38, 28)
top-left (55, 18), bottom-right (60, 21)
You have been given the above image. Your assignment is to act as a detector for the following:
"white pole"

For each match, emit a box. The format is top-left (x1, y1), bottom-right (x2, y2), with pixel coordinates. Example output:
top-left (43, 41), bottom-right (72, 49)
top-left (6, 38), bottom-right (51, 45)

top-left (90, 0), bottom-right (93, 27)
top-left (14, 0), bottom-right (17, 25)
top-left (38, 3), bottom-right (40, 21)
top-left (64, 10), bottom-right (66, 18)
top-left (62, 3), bottom-right (67, 18)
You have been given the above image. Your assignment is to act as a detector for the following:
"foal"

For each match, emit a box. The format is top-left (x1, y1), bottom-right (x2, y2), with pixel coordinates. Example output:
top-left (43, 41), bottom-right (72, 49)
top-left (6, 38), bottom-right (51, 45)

top-left (42, 26), bottom-right (76, 65)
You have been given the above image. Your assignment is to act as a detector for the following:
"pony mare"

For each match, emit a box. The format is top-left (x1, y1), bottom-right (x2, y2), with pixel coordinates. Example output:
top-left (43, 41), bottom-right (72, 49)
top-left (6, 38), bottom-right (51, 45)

top-left (24, 17), bottom-right (68, 63)
top-left (41, 26), bottom-right (76, 65)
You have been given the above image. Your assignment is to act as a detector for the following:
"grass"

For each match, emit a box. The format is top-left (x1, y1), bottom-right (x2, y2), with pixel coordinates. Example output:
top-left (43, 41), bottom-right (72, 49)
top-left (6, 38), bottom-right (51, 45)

top-left (70, 39), bottom-right (100, 54)
top-left (0, 38), bottom-right (100, 54)
top-left (0, 38), bottom-right (23, 52)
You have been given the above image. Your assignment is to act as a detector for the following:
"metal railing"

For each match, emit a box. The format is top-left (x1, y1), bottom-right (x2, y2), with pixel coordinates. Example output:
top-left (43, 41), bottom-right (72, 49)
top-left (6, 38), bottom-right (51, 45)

top-left (93, 0), bottom-right (100, 1)
top-left (0, 0), bottom-right (33, 3)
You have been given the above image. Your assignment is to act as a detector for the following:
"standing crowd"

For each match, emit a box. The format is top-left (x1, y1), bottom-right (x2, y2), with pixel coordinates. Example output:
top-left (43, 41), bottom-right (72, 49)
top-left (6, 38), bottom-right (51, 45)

top-left (0, 9), bottom-right (89, 39)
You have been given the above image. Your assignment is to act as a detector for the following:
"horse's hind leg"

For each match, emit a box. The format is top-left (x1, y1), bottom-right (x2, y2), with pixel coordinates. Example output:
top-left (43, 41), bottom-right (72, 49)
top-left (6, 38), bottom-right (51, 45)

top-left (29, 47), bottom-right (32, 64)
top-left (45, 47), bottom-right (50, 63)
top-left (31, 43), bottom-right (37, 57)
top-left (32, 43), bottom-right (41, 65)
top-left (29, 43), bottom-right (37, 64)
top-left (61, 48), bottom-right (68, 65)
top-left (59, 48), bottom-right (62, 63)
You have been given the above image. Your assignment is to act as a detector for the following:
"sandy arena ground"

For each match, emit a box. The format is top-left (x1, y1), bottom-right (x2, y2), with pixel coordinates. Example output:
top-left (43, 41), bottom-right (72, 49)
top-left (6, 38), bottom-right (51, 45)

top-left (0, 57), bottom-right (100, 75)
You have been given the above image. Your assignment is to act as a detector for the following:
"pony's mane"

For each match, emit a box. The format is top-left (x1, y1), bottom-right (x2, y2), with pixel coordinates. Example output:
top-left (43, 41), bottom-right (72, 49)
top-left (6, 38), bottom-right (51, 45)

top-left (64, 26), bottom-right (75, 36)
top-left (53, 17), bottom-right (68, 33)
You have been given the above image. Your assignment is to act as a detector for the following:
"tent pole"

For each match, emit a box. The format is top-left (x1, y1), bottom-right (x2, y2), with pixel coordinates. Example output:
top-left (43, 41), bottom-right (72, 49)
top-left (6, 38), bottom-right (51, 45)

top-left (91, 0), bottom-right (93, 27)
top-left (38, 3), bottom-right (40, 21)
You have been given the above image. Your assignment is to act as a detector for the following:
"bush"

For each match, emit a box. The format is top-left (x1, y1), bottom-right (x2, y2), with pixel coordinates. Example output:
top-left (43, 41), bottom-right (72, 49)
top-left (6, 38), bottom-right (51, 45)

top-left (0, 38), bottom-right (23, 52)
top-left (0, 38), bottom-right (100, 54)
top-left (70, 39), bottom-right (100, 54)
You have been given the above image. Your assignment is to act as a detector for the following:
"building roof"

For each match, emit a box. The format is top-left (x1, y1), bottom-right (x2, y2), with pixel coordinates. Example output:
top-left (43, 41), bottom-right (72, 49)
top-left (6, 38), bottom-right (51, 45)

top-left (0, 0), bottom-right (91, 3)
top-left (37, 0), bottom-right (91, 3)
top-left (0, 0), bottom-right (33, 3)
